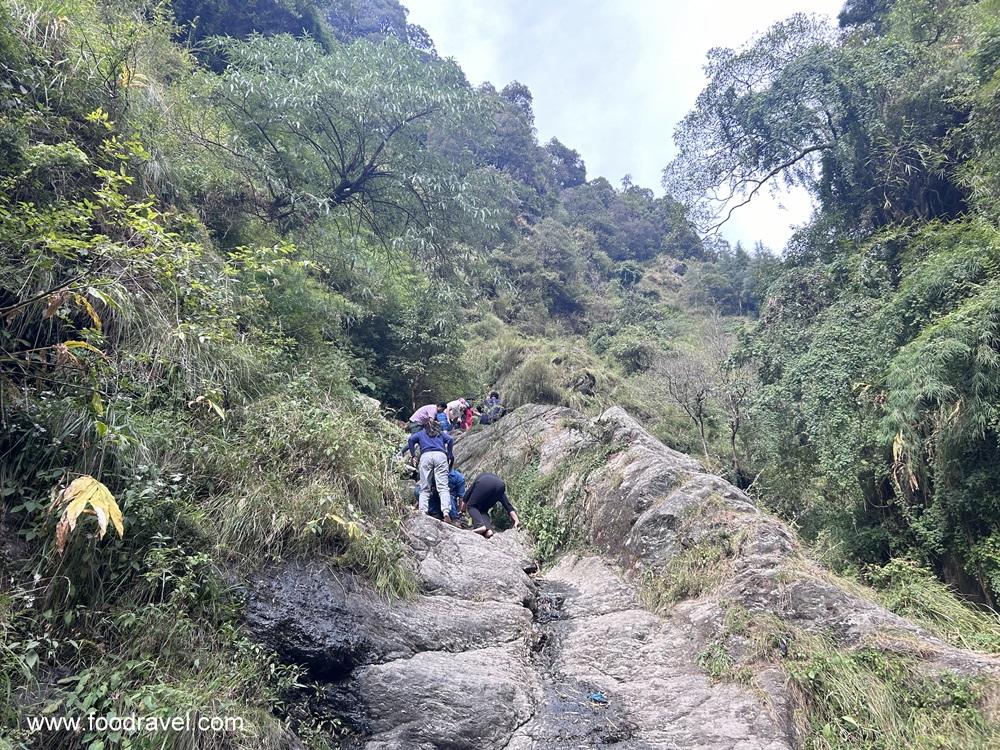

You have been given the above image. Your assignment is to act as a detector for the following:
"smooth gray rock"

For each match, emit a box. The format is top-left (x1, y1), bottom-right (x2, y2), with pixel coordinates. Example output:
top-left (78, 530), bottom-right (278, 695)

top-left (507, 555), bottom-right (793, 750)
top-left (246, 403), bottom-right (999, 749)
top-left (458, 405), bottom-right (1000, 681)
top-left (404, 512), bottom-right (536, 606)
top-left (339, 645), bottom-right (540, 750)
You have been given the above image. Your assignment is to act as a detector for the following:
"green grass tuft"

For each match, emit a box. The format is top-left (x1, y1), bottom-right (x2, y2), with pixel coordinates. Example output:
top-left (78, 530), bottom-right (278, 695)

top-left (696, 606), bottom-right (999, 750)
top-left (865, 559), bottom-right (1000, 654)
top-left (786, 632), bottom-right (998, 750)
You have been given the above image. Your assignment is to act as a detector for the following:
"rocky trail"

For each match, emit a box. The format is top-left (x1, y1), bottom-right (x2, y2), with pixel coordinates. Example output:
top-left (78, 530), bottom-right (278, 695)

top-left (516, 555), bottom-right (791, 750)
top-left (247, 516), bottom-right (790, 749)
top-left (245, 405), bottom-right (1000, 749)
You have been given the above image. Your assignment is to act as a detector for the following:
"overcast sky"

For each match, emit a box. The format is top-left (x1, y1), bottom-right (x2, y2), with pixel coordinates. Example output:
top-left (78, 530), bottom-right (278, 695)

top-left (404, 0), bottom-right (845, 252)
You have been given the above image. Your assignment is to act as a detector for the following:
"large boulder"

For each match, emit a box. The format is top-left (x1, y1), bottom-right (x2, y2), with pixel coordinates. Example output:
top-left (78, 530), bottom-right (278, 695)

top-left (323, 645), bottom-right (540, 750)
top-left (404, 512), bottom-right (536, 605)
top-left (245, 404), bottom-right (999, 749)
top-left (244, 562), bottom-right (533, 680)
top-left (245, 513), bottom-right (542, 749)
top-left (505, 555), bottom-right (793, 750)
top-left (456, 405), bottom-right (1000, 680)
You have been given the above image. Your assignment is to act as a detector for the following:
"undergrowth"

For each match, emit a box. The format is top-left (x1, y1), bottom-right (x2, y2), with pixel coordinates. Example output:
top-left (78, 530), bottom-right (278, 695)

top-left (503, 463), bottom-right (575, 563)
top-left (640, 530), bottom-right (742, 608)
top-left (864, 559), bottom-right (1000, 654)
top-left (500, 435), bottom-right (628, 563)
top-left (696, 605), bottom-right (999, 750)
top-left (787, 632), bottom-right (997, 750)
top-left (2, 550), bottom-right (302, 750)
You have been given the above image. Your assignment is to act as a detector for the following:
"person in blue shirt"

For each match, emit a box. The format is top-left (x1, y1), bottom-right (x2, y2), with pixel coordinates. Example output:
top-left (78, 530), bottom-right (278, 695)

top-left (413, 468), bottom-right (466, 523)
top-left (479, 391), bottom-right (505, 425)
top-left (435, 409), bottom-right (452, 433)
top-left (402, 419), bottom-right (455, 520)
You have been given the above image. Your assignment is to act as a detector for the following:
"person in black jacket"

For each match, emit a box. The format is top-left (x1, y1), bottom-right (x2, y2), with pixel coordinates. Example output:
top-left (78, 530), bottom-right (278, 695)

top-left (460, 472), bottom-right (520, 538)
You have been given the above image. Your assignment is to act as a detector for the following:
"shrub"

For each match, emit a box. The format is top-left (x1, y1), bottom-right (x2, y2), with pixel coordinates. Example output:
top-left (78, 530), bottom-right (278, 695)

top-left (504, 465), bottom-right (575, 563)
top-left (606, 330), bottom-right (658, 374)
top-left (865, 559), bottom-right (1000, 653)
top-left (786, 634), bottom-right (996, 750)
top-left (701, 610), bottom-right (998, 750)
top-left (505, 355), bottom-right (565, 408)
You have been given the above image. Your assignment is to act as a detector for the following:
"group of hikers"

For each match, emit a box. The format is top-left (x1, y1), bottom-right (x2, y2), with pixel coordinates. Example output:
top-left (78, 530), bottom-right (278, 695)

top-left (401, 393), bottom-right (517, 539)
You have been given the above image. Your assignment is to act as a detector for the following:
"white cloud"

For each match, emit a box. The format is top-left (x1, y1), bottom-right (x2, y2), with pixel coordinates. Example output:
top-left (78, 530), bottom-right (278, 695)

top-left (404, 0), bottom-right (845, 251)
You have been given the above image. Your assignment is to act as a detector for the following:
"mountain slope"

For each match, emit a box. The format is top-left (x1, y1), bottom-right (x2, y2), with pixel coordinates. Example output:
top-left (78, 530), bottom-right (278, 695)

top-left (245, 405), bottom-right (999, 749)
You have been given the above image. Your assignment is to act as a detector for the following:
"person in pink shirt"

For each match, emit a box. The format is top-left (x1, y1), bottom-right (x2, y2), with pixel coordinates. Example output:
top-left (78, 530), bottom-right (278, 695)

top-left (407, 402), bottom-right (447, 433)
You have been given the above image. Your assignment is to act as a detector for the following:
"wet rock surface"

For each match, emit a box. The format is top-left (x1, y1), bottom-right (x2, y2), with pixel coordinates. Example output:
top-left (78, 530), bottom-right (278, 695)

top-left (246, 404), bottom-right (1000, 749)
top-left (248, 523), bottom-right (791, 749)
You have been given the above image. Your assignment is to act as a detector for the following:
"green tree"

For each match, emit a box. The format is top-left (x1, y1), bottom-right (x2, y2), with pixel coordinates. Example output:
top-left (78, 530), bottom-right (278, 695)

top-left (172, 0), bottom-right (333, 46)
top-left (545, 137), bottom-right (587, 189)
top-left (194, 33), bottom-right (501, 248)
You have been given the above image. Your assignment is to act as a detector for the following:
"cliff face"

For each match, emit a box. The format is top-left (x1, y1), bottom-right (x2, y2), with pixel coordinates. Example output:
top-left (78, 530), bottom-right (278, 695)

top-left (246, 405), bottom-right (999, 749)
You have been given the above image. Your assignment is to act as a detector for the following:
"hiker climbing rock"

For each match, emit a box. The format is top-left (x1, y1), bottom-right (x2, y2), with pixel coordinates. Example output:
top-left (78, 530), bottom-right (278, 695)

top-left (407, 402), bottom-right (448, 434)
top-left (413, 467), bottom-right (466, 524)
top-left (461, 472), bottom-right (519, 538)
top-left (402, 418), bottom-right (455, 517)
top-left (445, 397), bottom-right (468, 427)
top-left (478, 391), bottom-right (505, 425)
top-left (435, 405), bottom-right (452, 433)
top-left (458, 399), bottom-right (475, 431)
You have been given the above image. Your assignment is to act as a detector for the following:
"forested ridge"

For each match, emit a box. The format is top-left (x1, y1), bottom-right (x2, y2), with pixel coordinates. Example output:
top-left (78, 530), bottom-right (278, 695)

top-left (1, 0), bottom-right (1000, 748)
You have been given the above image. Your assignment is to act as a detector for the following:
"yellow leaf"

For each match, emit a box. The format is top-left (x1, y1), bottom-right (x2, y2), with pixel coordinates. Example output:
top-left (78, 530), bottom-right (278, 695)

top-left (187, 395), bottom-right (225, 420)
top-left (54, 476), bottom-right (124, 554)
top-left (91, 390), bottom-right (104, 416)
top-left (73, 293), bottom-right (102, 332)
top-left (63, 340), bottom-right (106, 359)
top-left (108, 497), bottom-right (124, 538)
top-left (326, 513), bottom-right (362, 539)
top-left (208, 399), bottom-right (225, 420)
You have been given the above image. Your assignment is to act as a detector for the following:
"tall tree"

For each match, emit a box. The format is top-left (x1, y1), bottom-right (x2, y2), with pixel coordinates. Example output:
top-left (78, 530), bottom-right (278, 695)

top-left (663, 14), bottom-right (842, 233)
top-left (545, 137), bottom-right (586, 189)
top-left (192, 34), bottom-right (500, 250)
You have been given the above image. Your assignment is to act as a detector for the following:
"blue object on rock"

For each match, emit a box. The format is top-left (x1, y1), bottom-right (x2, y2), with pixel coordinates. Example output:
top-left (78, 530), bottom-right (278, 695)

top-left (589, 691), bottom-right (608, 704)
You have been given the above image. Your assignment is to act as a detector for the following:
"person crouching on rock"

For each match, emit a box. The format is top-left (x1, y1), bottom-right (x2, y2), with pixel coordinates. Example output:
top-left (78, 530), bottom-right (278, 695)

top-left (406, 402), bottom-right (448, 434)
top-left (412, 467), bottom-right (466, 525)
top-left (460, 472), bottom-right (520, 538)
top-left (402, 418), bottom-right (455, 520)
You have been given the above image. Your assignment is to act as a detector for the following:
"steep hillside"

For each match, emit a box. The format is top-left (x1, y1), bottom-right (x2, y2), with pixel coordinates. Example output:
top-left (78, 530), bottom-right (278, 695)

top-left (3, 0), bottom-right (1000, 748)
top-left (242, 405), bottom-right (999, 749)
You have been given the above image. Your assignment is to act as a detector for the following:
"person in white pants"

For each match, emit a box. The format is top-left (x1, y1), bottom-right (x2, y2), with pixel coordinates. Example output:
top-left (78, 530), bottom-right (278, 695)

top-left (402, 418), bottom-right (455, 522)
top-left (418, 450), bottom-right (450, 514)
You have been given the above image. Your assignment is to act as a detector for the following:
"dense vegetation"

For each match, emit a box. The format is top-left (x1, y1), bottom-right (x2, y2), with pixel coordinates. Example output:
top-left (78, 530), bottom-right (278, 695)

top-left (1, 0), bottom-right (999, 747)
top-left (667, 0), bottom-right (1000, 607)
